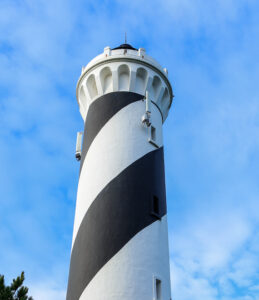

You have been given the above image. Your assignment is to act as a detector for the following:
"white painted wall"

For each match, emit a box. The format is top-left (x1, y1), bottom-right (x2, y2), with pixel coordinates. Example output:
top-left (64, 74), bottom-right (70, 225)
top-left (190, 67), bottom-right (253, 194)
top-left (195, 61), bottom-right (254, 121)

top-left (79, 216), bottom-right (171, 300)
top-left (71, 45), bottom-right (173, 300)
top-left (72, 100), bottom-right (163, 246)
top-left (76, 47), bottom-right (173, 122)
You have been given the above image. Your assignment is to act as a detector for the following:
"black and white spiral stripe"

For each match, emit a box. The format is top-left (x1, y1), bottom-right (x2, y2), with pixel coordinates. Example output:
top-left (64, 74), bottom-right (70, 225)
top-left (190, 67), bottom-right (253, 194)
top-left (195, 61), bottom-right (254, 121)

top-left (67, 92), bottom-right (171, 300)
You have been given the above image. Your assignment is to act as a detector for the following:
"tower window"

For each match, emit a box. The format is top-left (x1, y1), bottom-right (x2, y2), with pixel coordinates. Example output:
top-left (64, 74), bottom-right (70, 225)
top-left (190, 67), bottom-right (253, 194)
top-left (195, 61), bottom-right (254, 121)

top-left (153, 277), bottom-right (162, 300)
top-left (148, 125), bottom-right (159, 148)
top-left (151, 126), bottom-right (156, 141)
top-left (151, 195), bottom-right (161, 220)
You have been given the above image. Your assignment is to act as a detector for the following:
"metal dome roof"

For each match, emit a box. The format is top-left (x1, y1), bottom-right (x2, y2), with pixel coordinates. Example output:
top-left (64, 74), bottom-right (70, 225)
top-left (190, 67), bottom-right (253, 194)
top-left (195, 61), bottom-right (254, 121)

top-left (112, 43), bottom-right (137, 51)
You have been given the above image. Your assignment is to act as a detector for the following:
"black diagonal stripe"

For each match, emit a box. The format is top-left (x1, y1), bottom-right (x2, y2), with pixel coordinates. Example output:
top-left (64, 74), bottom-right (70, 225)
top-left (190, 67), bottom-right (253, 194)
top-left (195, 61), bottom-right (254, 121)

top-left (67, 147), bottom-right (167, 300)
top-left (80, 92), bottom-right (143, 173)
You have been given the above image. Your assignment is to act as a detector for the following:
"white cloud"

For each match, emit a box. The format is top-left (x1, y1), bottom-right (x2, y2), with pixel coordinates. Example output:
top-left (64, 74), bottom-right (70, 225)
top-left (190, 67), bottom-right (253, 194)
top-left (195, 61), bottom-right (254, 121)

top-left (171, 260), bottom-right (218, 300)
top-left (169, 210), bottom-right (259, 299)
top-left (30, 283), bottom-right (66, 300)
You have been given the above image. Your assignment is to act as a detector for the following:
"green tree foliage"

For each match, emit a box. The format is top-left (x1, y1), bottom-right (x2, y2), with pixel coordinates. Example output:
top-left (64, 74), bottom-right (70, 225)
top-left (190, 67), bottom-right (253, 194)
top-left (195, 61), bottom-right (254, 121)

top-left (0, 272), bottom-right (33, 300)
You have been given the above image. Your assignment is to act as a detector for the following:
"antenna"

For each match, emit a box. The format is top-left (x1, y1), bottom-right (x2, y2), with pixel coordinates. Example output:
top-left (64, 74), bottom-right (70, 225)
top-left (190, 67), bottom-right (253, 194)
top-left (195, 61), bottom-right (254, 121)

top-left (75, 131), bottom-right (83, 161)
top-left (141, 91), bottom-right (151, 127)
top-left (125, 32), bottom-right (127, 44)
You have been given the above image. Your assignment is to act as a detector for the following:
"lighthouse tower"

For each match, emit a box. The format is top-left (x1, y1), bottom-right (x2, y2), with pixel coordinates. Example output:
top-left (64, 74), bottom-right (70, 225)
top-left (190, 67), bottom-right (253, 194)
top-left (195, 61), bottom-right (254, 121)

top-left (67, 43), bottom-right (173, 300)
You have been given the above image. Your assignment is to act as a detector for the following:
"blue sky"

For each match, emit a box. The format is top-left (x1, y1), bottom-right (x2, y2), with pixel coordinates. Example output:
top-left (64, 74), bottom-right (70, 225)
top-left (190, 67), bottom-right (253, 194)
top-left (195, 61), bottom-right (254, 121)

top-left (0, 0), bottom-right (259, 299)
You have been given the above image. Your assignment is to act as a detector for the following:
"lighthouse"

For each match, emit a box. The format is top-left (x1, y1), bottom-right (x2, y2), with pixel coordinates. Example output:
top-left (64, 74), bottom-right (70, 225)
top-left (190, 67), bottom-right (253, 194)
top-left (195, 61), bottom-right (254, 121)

top-left (66, 43), bottom-right (173, 300)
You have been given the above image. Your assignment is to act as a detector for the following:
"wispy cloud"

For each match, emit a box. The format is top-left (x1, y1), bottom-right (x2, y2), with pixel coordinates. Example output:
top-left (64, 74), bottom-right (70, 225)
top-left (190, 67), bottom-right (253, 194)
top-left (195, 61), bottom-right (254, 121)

top-left (30, 282), bottom-right (66, 300)
top-left (170, 212), bottom-right (259, 299)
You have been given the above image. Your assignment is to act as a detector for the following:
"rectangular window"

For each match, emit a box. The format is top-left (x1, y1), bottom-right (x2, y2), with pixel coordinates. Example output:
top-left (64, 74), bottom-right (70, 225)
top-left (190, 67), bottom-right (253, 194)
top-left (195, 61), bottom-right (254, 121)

top-left (153, 277), bottom-right (162, 300)
top-left (151, 126), bottom-right (156, 141)
top-left (148, 125), bottom-right (159, 148)
top-left (153, 195), bottom-right (159, 215)
top-left (151, 195), bottom-right (161, 220)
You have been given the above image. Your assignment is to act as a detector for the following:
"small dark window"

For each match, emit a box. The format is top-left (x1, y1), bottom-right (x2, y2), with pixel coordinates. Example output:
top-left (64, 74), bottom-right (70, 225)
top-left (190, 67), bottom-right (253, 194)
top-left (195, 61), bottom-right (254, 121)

top-left (153, 196), bottom-right (159, 214)
top-left (154, 278), bottom-right (162, 300)
top-left (148, 125), bottom-right (159, 148)
top-left (151, 195), bottom-right (161, 219)
top-left (151, 126), bottom-right (156, 141)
